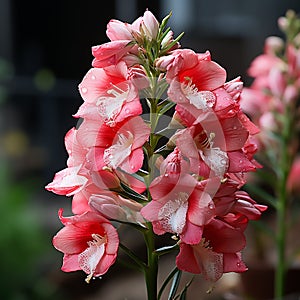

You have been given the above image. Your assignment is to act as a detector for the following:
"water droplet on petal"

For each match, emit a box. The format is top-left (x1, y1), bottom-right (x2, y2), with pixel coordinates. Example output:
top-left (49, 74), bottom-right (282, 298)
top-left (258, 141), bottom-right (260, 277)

top-left (91, 75), bottom-right (96, 80)
top-left (130, 165), bottom-right (135, 170)
top-left (236, 262), bottom-right (241, 268)
top-left (220, 159), bottom-right (227, 165)
top-left (164, 173), bottom-right (169, 177)
top-left (125, 108), bottom-right (130, 114)
top-left (208, 203), bottom-right (214, 210)
top-left (81, 87), bottom-right (88, 94)
top-left (233, 126), bottom-right (237, 130)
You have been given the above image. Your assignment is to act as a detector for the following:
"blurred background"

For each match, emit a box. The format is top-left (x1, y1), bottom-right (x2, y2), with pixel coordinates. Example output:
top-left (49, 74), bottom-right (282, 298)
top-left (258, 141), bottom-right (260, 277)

top-left (1, 0), bottom-right (300, 299)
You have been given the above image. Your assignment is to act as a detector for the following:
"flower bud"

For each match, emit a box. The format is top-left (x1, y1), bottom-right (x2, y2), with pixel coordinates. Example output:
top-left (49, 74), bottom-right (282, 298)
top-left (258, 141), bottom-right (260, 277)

top-left (264, 36), bottom-right (284, 55)
top-left (141, 10), bottom-right (159, 41)
top-left (283, 84), bottom-right (298, 104)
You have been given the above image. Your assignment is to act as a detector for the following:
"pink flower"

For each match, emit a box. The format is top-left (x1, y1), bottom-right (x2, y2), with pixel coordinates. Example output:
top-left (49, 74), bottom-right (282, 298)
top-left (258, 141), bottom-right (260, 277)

top-left (173, 112), bottom-right (253, 177)
top-left (287, 156), bottom-right (300, 193)
top-left (213, 180), bottom-right (267, 220)
top-left (77, 116), bottom-right (150, 174)
top-left (89, 190), bottom-right (145, 224)
top-left (92, 41), bottom-right (138, 68)
top-left (78, 62), bottom-right (142, 126)
top-left (53, 209), bottom-right (119, 283)
top-left (45, 165), bottom-right (88, 196)
top-left (160, 49), bottom-right (226, 110)
top-left (92, 10), bottom-right (166, 68)
top-left (176, 240), bottom-right (247, 282)
top-left (176, 217), bottom-right (247, 282)
top-left (45, 127), bottom-right (121, 214)
top-left (140, 10), bottom-right (159, 41)
top-left (141, 172), bottom-right (215, 244)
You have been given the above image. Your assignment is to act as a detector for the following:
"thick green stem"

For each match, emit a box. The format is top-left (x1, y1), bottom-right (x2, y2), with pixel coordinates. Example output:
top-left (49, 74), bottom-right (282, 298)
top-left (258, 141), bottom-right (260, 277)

top-left (144, 223), bottom-right (158, 300)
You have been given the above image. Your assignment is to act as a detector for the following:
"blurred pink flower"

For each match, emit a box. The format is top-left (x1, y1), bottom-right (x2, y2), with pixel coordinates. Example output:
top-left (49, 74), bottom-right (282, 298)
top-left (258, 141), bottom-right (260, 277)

top-left (287, 156), bottom-right (300, 193)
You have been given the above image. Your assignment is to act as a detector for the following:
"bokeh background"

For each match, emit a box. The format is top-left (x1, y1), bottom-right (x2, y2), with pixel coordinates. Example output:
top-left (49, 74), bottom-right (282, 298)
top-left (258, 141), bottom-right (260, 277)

top-left (1, 0), bottom-right (300, 299)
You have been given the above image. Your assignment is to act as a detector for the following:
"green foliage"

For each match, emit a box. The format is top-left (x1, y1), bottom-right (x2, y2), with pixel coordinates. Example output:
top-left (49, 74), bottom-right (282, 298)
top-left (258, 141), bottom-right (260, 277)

top-left (0, 161), bottom-right (60, 299)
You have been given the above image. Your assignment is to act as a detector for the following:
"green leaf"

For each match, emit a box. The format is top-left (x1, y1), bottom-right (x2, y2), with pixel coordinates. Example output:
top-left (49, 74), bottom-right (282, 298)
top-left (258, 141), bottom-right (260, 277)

top-left (179, 277), bottom-right (194, 300)
top-left (168, 269), bottom-right (182, 300)
top-left (155, 243), bottom-right (179, 256)
top-left (161, 31), bottom-right (185, 55)
top-left (158, 267), bottom-right (179, 300)
top-left (158, 100), bottom-right (176, 116)
top-left (158, 12), bottom-right (172, 36)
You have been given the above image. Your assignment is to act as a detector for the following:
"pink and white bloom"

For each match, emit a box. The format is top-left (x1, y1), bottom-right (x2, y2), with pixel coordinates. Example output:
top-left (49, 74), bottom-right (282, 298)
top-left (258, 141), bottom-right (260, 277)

top-left (78, 62), bottom-right (142, 126)
top-left (53, 209), bottom-right (119, 283)
top-left (78, 116), bottom-right (150, 174)
top-left (141, 173), bottom-right (215, 244)
top-left (176, 239), bottom-right (247, 282)
top-left (157, 49), bottom-right (226, 110)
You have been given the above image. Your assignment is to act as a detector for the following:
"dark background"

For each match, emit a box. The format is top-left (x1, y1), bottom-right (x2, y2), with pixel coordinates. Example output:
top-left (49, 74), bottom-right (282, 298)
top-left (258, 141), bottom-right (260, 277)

top-left (1, 1), bottom-right (300, 299)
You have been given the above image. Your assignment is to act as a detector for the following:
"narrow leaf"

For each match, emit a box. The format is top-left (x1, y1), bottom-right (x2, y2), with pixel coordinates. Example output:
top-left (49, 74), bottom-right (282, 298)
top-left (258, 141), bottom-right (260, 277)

top-left (168, 269), bottom-right (182, 300)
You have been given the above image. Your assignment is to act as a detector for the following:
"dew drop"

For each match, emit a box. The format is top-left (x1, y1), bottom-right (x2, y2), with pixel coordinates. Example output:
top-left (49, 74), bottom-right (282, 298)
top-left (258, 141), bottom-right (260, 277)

top-left (81, 87), bottom-right (88, 94)
top-left (130, 165), bottom-right (135, 170)
top-left (236, 262), bottom-right (241, 268)
top-left (220, 159), bottom-right (227, 165)
top-left (125, 108), bottom-right (130, 114)
top-left (208, 203), bottom-right (214, 210)
top-left (164, 173), bottom-right (169, 177)
top-left (91, 75), bottom-right (96, 80)
top-left (232, 126), bottom-right (237, 130)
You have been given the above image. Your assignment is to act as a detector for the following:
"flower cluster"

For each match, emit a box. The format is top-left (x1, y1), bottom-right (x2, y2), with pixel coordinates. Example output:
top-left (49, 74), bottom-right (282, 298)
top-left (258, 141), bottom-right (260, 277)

top-left (240, 10), bottom-right (300, 298)
top-left (241, 10), bottom-right (300, 157)
top-left (46, 10), bottom-right (266, 296)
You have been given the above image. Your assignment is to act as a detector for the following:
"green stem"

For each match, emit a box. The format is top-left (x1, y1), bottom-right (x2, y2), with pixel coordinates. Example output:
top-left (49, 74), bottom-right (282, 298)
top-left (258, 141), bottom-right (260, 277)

top-left (144, 223), bottom-right (158, 300)
top-left (274, 107), bottom-right (292, 299)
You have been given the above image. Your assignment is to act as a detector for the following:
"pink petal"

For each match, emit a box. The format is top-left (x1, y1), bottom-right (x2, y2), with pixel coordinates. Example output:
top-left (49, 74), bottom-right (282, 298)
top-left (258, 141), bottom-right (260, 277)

top-left (204, 219), bottom-right (246, 253)
top-left (188, 192), bottom-right (215, 226)
top-left (185, 60), bottom-right (226, 91)
top-left (176, 243), bottom-right (201, 274)
top-left (180, 221), bottom-right (203, 244)
top-left (223, 252), bottom-right (247, 273)
top-left (61, 254), bottom-right (80, 272)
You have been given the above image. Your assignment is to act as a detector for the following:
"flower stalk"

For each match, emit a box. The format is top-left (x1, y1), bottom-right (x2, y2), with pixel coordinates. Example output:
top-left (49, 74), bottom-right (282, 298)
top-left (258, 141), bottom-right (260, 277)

top-left (275, 108), bottom-right (291, 298)
top-left (46, 10), bottom-right (267, 299)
